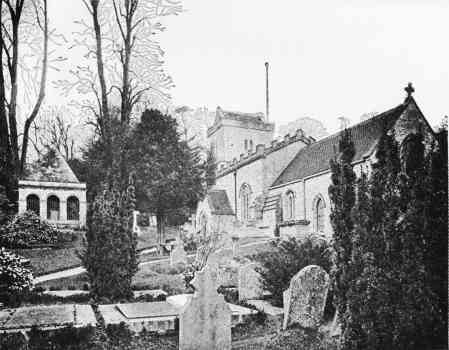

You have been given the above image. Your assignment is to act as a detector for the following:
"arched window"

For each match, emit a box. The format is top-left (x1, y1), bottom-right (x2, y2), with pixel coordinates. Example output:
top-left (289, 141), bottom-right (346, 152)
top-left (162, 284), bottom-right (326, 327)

top-left (67, 196), bottom-right (80, 220)
top-left (285, 191), bottom-right (295, 220)
top-left (249, 140), bottom-right (253, 151)
top-left (240, 183), bottom-right (252, 221)
top-left (315, 196), bottom-right (325, 232)
top-left (244, 139), bottom-right (248, 150)
top-left (26, 194), bottom-right (40, 216)
top-left (47, 195), bottom-right (60, 221)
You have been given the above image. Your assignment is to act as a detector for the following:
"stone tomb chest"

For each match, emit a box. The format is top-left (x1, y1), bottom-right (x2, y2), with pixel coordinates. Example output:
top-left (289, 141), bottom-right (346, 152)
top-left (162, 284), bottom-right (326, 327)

top-left (98, 301), bottom-right (179, 334)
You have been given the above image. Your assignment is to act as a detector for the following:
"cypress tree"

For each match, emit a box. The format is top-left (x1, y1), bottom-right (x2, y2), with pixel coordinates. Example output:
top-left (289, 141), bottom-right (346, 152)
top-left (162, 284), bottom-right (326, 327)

top-left (81, 178), bottom-right (138, 301)
top-left (328, 128), bottom-right (356, 331)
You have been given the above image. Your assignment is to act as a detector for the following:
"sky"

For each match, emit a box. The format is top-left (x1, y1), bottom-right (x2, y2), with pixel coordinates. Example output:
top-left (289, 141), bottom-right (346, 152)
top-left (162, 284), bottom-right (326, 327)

top-left (47, 0), bottom-right (449, 134)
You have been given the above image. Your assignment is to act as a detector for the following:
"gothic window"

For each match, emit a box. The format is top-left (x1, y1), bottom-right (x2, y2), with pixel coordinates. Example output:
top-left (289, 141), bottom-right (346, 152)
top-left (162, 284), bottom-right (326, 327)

top-left (47, 195), bottom-right (60, 221)
top-left (67, 196), bottom-right (80, 221)
top-left (240, 183), bottom-right (252, 221)
top-left (244, 139), bottom-right (248, 150)
top-left (315, 196), bottom-right (325, 232)
top-left (26, 194), bottom-right (40, 216)
top-left (285, 191), bottom-right (295, 220)
top-left (249, 140), bottom-right (253, 151)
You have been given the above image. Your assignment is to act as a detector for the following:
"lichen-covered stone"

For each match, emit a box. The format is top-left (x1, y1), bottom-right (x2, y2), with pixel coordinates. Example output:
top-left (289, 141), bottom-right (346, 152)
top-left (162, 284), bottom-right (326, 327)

top-left (283, 264), bottom-right (330, 330)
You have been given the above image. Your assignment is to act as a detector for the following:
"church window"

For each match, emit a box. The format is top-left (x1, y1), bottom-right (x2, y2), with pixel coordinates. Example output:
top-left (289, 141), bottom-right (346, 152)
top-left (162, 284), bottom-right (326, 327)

top-left (47, 195), bottom-right (60, 221)
top-left (26, 194), bottom-right (40, 216)
top-left (249, 140), bottom-right (253, 151)
top-left (244, 139), bottom-right (248, 150)
top-left (240, 183), bottom-right (252, 221)
top-left (67, 196), bottom-right (80, 220)
top-left (285, 191), bottom-right (295, 219)
top-left (314, 195), bottom-right (325, 232)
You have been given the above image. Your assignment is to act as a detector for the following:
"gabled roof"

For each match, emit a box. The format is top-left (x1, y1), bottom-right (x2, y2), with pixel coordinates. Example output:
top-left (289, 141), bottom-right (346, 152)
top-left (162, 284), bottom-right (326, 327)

top-left (22, 150), bottom-right (80, 184)
top-left (207, 190), bottom-right (234, 215)
top-left (271, 102), bottom-right (409, 188)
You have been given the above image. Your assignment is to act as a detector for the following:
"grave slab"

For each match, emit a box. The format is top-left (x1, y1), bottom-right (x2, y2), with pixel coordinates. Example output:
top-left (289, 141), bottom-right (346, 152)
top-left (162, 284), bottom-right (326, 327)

top-left (0, 304), bottom-right (96, 333)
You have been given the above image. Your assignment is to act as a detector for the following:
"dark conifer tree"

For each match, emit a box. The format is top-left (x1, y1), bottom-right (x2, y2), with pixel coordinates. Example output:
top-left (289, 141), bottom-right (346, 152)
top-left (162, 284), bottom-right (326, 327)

top-left (328, 128), bottom-right (356, 330)
top-left (81, 178), bottom-right (138, 301)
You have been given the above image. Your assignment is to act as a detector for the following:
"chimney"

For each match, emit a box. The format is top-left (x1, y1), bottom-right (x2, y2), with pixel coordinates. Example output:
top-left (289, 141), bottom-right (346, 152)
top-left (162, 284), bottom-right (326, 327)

top-left (265, 62), bottom-right (269, 122)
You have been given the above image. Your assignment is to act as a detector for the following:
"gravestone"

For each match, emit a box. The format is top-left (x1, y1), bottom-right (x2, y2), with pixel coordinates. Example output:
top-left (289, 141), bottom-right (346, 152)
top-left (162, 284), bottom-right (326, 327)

top-left (238, 263), bottom-right (264, 301)
top-left (179, 264), bottom-right (231, 350)
top-left (170, 240), bottom-right (188, 266)
top-left (132, 210), bottom-right (141, 235)
top-left (283, 265), bottom-right (329, 330)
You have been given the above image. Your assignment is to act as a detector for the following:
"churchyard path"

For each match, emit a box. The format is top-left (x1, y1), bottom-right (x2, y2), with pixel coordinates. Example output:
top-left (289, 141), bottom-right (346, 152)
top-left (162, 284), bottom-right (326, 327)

top-left (34, 239), bottom-right (271, 284)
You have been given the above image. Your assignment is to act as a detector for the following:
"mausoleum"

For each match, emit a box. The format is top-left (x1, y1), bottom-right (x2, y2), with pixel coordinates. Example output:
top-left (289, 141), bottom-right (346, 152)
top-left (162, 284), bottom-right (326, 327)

top-left (18, 150), bottom-right (87, 228)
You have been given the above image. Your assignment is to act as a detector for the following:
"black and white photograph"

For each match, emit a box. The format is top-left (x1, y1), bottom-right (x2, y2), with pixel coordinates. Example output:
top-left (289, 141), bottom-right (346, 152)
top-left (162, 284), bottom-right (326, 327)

top-left (0, 1), bottom-right (447, 349)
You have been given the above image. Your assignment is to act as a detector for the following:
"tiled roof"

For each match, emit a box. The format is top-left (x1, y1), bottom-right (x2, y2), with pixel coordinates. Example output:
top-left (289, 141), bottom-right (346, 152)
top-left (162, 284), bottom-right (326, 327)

top-left (271, 102), bottom-right (408, 187)
top-left (208, 190), bottom-right (234, 215)
top-left (21, 150), bottom-right (80, 183)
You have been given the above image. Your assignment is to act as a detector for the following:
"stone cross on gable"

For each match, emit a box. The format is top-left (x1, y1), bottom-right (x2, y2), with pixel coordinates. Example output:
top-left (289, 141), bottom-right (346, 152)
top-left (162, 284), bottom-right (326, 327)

top-left (405, 82), bottom-right (415, 98)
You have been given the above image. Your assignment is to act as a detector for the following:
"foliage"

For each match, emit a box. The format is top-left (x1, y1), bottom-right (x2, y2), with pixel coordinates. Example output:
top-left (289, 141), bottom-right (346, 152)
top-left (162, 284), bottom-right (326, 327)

top-left (265, 327), bottom-right (338, 350)
top-left (81, 180), bottom-right (138, 301)
top-left (331, 128), bottom-right (445, 350)
top-left (252, 235), bottom-right (332, 306)
top-left (0, 210), bottom-right (66, 248)
top-left (328, 128), bottom-right (356, 324)
top-left (128, 109), bottom-right (208, 244)
top-left (0, 247), bottom-right (33, 306)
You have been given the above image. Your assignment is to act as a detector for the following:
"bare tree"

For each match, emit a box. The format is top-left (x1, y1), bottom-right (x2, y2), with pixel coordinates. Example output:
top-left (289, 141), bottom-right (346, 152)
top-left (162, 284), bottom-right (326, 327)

top-left (56, 0), bottom-right (182, 136)
top-left (0, 0), bottom-right (50, 176)
top-left (31, 105), bottom-right (80, 161)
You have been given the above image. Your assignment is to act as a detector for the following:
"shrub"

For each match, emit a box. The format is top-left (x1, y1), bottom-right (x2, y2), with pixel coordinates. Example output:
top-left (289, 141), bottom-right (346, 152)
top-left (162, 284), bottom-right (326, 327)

top-left (265, 327), bottom-right (338, 350)
top-left (0, 211), bottom-right (63, 248)
top-left (0, 248), bottom-right (33, 306)
top-left (252, 234), bottom-right (332, 306)
top-left (151, 262), bottom-right (186, 275)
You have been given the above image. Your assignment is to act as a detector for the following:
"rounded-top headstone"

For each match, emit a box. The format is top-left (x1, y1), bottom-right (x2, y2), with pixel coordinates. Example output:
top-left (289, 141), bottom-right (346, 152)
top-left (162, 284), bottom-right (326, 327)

top-left (283, 264), bottom-right (330, 330)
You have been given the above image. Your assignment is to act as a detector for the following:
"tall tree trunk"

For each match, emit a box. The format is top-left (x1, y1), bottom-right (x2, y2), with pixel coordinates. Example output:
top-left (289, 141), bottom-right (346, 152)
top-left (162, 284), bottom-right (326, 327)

top-left (156, 212), bottom-right (165, 255)
top-left (20, 0), bottom-right (49, 173)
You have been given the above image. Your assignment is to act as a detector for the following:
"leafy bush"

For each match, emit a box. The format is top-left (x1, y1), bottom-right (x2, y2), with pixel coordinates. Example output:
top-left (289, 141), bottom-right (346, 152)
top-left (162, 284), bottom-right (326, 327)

top-left (252, 234), bottom-right (332, 306)
top-left (0, 211), bottom-right (64, 248)
top-left (0, 248), bottom-right (33, 306)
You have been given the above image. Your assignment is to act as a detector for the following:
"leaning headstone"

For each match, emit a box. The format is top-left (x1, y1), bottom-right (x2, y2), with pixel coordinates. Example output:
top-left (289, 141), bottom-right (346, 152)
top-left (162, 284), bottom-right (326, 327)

top-left (179, 264), bottom-right (232, 350)
top-left (283, 265), bottom-right (330, 330)
top-left (170, 241), bottom-right (188, 266)
top-left (238, 263), bottom-right (264, 301)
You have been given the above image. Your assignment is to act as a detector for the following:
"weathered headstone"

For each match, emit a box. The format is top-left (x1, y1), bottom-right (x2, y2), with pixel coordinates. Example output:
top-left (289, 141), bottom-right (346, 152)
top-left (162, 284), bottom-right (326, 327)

top-left (238, 262), bottom-right (264, 301)
top-left (170, 241), bottom-right (188, 266)
top-left (179, 264), bottom-right (232, 350)
top-left (231, 235), bottom-right (240, 258)
top-left (283, 265), bottom-right (330, 330)
top-left (132, 210), bottom-right (141, 235)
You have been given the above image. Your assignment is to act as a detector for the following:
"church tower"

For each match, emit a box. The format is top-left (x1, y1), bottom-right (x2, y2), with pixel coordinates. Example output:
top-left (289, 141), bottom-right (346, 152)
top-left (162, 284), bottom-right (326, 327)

top-left (207, 107), bottom-right (275, 165)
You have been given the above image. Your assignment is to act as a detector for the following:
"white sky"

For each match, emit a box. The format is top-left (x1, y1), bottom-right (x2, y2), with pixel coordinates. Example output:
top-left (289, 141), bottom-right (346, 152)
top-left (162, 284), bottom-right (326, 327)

top-left (47, 0), bottom-right (449, 134)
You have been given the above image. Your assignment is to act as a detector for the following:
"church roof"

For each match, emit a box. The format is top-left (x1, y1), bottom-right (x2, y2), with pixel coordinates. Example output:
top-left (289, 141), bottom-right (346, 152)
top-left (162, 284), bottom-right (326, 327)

top-left (271, 102), bottom-right (408, 188)
top-left (21, 150), bottom-right (80, 184)
top-left (207, 190), bottom-right (234, 215)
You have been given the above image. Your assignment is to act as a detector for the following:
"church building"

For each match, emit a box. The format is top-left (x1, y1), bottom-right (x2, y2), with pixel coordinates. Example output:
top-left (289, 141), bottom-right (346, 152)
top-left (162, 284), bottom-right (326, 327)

top-left (195, 84), bottom-right (435, 238)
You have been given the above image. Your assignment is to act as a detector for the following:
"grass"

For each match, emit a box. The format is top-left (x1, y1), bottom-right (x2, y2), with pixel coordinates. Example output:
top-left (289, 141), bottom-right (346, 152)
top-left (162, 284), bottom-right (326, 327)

top-left (37, 262), bottom-right (188, 296)
top-left (14, 226), bottom-right (181, 276)
top-left (14, 238), bottom-right (83, 276)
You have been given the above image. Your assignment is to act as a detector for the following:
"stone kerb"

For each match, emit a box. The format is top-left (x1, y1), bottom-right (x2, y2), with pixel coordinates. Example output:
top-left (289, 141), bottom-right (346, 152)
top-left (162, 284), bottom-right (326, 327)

top-left (282, 265), bottom-right (330, 330)
top-left (179, 263), bottom-right (232, 350)
top-left (238, 262), bottom-right (264, 301)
